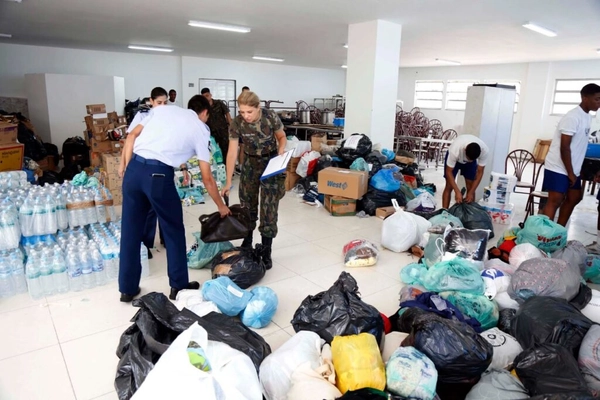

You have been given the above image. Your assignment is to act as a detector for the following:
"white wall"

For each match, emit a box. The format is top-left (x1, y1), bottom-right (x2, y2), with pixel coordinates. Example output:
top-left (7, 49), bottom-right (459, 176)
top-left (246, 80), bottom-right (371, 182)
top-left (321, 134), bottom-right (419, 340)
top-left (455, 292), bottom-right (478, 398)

top-left (24, 74), bottom-right (50, 142)
top-left (398, 59), bottom-right (600, 153)
top-left (181, 56), bottom-right (346, 108)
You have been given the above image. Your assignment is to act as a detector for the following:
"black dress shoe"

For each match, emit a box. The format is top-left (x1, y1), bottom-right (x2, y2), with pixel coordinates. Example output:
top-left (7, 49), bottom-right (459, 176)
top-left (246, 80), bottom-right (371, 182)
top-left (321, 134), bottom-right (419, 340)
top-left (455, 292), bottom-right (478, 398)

top-left (147, 248), bottom-right (153, 259)
top-left (120, 287), bottom-right (141, 303)
top-left (169, 281), bottom-right (200, 300)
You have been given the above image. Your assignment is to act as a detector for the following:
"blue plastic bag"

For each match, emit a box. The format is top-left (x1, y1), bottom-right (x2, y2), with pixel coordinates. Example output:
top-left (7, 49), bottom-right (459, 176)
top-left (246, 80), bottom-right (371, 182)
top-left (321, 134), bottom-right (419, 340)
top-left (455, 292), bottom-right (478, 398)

top-left (187, 232), bottom-right (233, 269)
top-left (420, 258), bottom-right (485, 295)
top-left (201, 277), bottom-right (253, 316)
top-left (400, 263), bottom-right (428, 286)
top-left (240, 287), bottom-right (279, 329)
top-left (584, 255), bottom-right (600, 284)
top-left (381, 148), bottom-right (396, 162)
top-left (429, 211), bottom-right (463, 230)
top-left (440, 291), bottom-right (499, 331)
top-left (516, 215), bottom-right (567, 253)
top-left (371, 168), bottom-right (402, 192)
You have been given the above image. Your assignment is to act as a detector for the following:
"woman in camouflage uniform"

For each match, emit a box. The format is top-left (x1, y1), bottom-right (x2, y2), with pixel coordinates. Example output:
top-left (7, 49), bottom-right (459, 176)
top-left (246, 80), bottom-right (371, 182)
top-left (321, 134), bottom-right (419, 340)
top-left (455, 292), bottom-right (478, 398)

top-left (221, 91), bottom-right (287, 270)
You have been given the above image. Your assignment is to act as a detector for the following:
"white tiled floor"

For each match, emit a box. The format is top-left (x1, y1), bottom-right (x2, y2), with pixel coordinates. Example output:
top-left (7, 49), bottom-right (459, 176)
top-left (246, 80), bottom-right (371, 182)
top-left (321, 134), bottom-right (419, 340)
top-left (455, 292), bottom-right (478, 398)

top-left (1, 166), bottom-right (599, 399)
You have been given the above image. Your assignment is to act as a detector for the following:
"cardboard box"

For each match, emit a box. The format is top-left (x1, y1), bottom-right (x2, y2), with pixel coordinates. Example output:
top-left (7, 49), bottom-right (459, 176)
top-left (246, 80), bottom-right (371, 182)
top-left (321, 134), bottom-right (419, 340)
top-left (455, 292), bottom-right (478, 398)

top-left (0, 143), bottom-right (24, 172)
top-left (311, 133), bottom-right (327, 152)
top-left (0, 122), bottom-right (18, 145)
top-left (85, 115), bottom-right (113, 131)
top-left (117, 115), bottom-right (128, 125)
top-left (89, 138), bottom-right (114, 154)
top-left (110, 190), bottom-right (123, 206)
top-left (37, 155), bottom-right (56, 172)
top-left (104, 173), bottom-right (123, 190)
top-left (324, 195), bottom-right (357, 216)
top-left (318, 167), bottom-right (368, 199)
top-left (376, 206), bottom-right (396, 220)
top-left (285, 156), bottom-right (301, 191)
top-left (86, 104), bottom-right (106, 115)
top-left (101, 153), bottom-right (122, 174)
top-left (90, 151), bottom-right (103, 167)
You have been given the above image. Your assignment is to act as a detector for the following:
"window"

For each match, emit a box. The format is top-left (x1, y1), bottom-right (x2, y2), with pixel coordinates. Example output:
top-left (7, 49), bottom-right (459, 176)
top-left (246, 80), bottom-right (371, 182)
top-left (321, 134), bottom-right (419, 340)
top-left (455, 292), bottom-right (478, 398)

top-left (552, 79), bottom-right (600, 115)
top-left (414, 81), bottom-right (444, 109)
top-left (445, 81), bottom-right (477, 110)
top-left (199, 78), bottom-right (236, 113)
top-left (483, 80), bottom-right (521, 113)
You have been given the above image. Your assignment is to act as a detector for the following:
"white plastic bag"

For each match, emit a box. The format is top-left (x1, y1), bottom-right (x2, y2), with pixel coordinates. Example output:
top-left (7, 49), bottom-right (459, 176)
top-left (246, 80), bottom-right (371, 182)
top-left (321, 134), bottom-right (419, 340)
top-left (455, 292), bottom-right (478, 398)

top-left (174, 289), bottom-right (221, 317)
top-left (382, 199), bottom-right (431, 253)
top-left (509, 243), bottom-right (546, 269)
top-left (480, 328), bottom-right (522, 371)
top-left (581, 289), bottom-right (600, 324)
top-left (286, 345), bottom-right (342, 400)
top-left (495, 291), bottom-right (520, 311)
top-left (133, 322), bottom-right (262, 400)
top-left (296, 151), bottom-right (320, 178)
top-left (259, 331), bottom-right (324, 400)
top-left (579, 325), bottom-right (600, 391)
top-left (406, 192), bottom-right (437, 212)
top-left (291, 140), bottom-right (311, 158)
top-left (481, 269), bottom-right (510, 300)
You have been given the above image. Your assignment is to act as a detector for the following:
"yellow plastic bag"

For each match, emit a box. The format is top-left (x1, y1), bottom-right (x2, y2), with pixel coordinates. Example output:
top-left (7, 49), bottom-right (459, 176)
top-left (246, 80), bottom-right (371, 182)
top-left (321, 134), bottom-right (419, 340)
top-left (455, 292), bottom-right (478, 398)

top-left (332, 333), bottom-right (386, 393)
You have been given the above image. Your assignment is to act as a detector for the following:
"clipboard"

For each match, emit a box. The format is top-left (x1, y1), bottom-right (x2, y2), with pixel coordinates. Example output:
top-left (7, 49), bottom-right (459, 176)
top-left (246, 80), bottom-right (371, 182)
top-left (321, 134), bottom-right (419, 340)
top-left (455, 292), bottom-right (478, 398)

top-left (260, 150), bottom-right (294, 180)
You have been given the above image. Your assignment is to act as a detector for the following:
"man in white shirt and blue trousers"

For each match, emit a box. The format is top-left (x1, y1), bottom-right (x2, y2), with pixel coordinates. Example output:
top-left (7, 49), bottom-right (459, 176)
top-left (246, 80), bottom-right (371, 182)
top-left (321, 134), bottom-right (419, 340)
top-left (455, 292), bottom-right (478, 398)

top-left (541, 83), bottom-right (600, 227)
top-left (118, 95), bottom-right (231, 302)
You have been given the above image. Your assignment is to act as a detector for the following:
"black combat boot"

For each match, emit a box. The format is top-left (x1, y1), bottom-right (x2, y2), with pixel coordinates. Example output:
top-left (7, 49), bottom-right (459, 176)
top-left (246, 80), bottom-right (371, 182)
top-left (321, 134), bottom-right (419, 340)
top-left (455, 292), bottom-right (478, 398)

top-left (260, 236), bottom-right (273, 270)
top-left (241, 232), bottom-right (253, 249)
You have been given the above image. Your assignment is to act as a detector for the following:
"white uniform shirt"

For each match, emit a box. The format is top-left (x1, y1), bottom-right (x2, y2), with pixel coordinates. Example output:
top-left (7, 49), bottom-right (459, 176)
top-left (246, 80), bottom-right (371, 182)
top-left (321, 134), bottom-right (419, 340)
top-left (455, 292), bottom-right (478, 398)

top-left (126, 110), bottom-right (151, 134)
top-left (544, 106), bottom-right (592, 176)
top-left (133, 106), bottom-right (211, 167)
top-left (168, 99), bottom-right (181, 107)
top-left (446, 134), bottom-right (490, 167)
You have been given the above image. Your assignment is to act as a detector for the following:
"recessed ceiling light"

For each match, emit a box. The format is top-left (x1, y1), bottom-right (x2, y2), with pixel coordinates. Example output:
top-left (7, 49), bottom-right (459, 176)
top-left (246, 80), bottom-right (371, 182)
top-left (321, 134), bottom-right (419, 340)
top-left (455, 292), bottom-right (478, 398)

top-left (0, 33), bottom-right (12, 38)
top-left (522, 22), bottom-right (557, 37)
top-left (435, 58), bottom-right (461, 66)
top-left (341, 65), bottom-right (348, 69)
top-left (252, 56), bottom-right (284, 62)
top-left (128, 45), bottom-right (174, 53)
top-left (188, 20), bottom-right (251, 33)
top-left (343, 44), bottom-right (348, 49)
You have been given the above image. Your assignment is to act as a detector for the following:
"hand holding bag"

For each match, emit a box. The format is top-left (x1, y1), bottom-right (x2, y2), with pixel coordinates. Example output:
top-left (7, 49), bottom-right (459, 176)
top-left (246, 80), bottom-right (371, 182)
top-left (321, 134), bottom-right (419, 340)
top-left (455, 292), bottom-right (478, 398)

top-left (199, 196), bottom-right (252, 243)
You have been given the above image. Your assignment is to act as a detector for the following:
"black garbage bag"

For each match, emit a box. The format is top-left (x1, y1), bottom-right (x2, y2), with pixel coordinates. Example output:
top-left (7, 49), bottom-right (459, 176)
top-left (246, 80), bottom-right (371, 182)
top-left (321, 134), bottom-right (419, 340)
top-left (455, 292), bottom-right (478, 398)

top-left (529, 394), bottom-right (595, 400)
top-left (512, 296), bottom-right (592, 357)
top-left (365, 151), bottom-right (384, 177)
top-left (210, 247), bottom-right (266, 289)
top-left (313, 155), bottom-right (334, 180)
top-left (514, 343), bottom-right (591, 396)
top-left (401, 312), bottom-right (493, 383)
top-left (337, 388), bottom-right (423, 400)
top-left (570, 283), bottom-right (593, 310)
top-left (498, 308), bottom-right (517, 334)
top-left (407, 208), bottom-right (447, 220)
top-left (336, 133), bottom-right (373, 162)
top-left (358, 186), bottom-right (407, 216)
top-left (115, 292), bottom-right (270, 400)
top-left (291, 272), bottom-right (384, 346)
top-left (448, 202), bottom-right (495, 239)
top-left (296, 175), bottom-right (317, 192)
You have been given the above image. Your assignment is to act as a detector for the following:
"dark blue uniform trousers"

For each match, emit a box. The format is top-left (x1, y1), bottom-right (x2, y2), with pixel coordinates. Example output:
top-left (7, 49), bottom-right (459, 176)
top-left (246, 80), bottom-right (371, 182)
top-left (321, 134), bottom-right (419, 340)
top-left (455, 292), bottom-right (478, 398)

top-left (119, 154), bottom-right (188, 295)
top-left (142, 208), bottom-right (164, 248)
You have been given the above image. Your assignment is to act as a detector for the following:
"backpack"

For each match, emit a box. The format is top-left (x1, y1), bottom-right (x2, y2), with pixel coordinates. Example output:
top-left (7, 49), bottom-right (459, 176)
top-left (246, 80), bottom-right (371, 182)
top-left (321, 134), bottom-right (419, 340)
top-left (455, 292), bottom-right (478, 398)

top-left (62, 137), bottom-right (90, 169)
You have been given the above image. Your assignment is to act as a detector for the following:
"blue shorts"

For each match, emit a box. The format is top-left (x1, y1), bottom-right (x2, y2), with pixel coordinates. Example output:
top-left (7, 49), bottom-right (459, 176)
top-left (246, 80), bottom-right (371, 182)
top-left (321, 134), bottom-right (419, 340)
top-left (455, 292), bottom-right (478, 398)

top-left (444, 152), bottom-right (478, 181)
top-left (541, 169), bottom-right (582, 194)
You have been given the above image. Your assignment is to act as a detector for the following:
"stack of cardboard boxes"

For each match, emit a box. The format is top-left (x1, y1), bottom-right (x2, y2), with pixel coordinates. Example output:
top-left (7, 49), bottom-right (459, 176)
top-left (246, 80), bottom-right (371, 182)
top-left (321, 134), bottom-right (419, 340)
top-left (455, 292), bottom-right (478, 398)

top-left (101, 153), bottom-right (123, 205)
top-left (0, 121), bottom-right (24, 172)
top-left (83, 104), bottom-right (127, 168)
top-left (318, 167), bottom-right (369, 216)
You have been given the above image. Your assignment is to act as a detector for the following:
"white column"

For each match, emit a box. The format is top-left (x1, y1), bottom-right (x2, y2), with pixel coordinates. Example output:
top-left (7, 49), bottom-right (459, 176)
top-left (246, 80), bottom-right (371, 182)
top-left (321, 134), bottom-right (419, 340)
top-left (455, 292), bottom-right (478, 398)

top-left (344, 20), bottom-right (402, 149)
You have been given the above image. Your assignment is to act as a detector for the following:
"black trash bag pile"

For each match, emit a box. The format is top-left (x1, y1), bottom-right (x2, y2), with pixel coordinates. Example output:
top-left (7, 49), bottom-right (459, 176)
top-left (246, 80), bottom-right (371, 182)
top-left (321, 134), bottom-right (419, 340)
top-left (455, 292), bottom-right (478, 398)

top-left (336, 133), bottom-right (373, 163)
top-left (448, 202), bottom-right (495, 239)
top-left (407, 208), bottom-right (447, 220)
top-left (115, 292), bottom-right (270, 400)
top-left (399, 163), bottom-right (425, 187)
top-left (570, 284), bottom-right (593, 311)
top-left (358, 187), bottom-right (407, 216)
top-left (313, 155), bottom-right (335, 181)
top-left (291, 272), bottom-right (384, 346)
top-left (210, 247), bottom-right (266, 289)
top-left (512, 296), bottom-right (592, 357)
top-left (364, 151), bottom-right (386, 177)
top-left (337, 388), bottom-right (423, 400)
top-left (498, 308), bottom-right (517, 334)
top-left (514, 343), bottom-right (592, 397)
top-left (401, 311), bottom-right (493, 384)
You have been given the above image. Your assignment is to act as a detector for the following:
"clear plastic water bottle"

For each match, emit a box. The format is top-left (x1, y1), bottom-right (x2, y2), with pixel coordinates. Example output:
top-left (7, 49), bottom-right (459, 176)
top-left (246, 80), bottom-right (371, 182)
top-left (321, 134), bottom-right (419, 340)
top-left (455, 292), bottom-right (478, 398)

top-left (91, 248), bottom-right (107, 286)
top-left (51, 250), bottom-right (69, 294)
top-left (0, 198), bottom-right (21, 250)
top-left (11, 249), bottom-right (27, 294)
top-left (79, 249), bottom-right (94, 290)
top-left (38, 248), bottom-right (55, 296)
top-left (32, 195), bottom-right (46, 236)
top-left (19, 195), bottom-right (34, 237)
top-left (0, 253), bottom-right (15, 298)
top-left (94, 188), bottom-right (107, 224)
top-left (104, 187), bottom-right (117, 222)
top-left (26, 251), bottom-right (44, 300)
top-left (66, 190), bottom-right (79, 228)
top-left (56, 191), bottom-right (69, 231)
top-left (45, 194), bottom-right (58, 234)
top-left (140, 244), bottom-right (150, 278)
top-left (66, 253), bottom-right (83, 292)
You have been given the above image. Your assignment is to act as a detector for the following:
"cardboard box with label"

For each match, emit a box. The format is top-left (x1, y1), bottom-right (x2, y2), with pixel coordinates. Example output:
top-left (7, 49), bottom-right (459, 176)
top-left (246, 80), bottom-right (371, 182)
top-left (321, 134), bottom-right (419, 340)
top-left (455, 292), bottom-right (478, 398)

top-left (101, 153), bottom-right (122, 174)
top-left (86, 104), bottom-right (107, 115)
top-left (324, 195), bottom-right (357, 216)
top-left (318, 167), bottom-right (368, 199)
top-left (285, 156), bottom-right (301, 191)
top-left (0, 122), bottom-right (18, 145)
top-left (376, 206), bottom-right (396, 220)
top-left (0, 143), bottom-right (24, 172)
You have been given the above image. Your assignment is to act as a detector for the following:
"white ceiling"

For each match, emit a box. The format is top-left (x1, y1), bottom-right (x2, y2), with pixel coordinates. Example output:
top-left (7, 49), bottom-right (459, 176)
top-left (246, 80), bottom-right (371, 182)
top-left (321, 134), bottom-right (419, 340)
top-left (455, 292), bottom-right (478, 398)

top-left (1, 0), bottom-right (600, 69)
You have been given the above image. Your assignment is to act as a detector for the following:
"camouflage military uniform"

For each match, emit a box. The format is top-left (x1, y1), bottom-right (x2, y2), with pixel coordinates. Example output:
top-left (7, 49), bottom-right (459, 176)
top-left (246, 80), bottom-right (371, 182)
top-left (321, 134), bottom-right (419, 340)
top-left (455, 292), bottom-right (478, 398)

top-left (207, 100), bottom-right (231, 161)
top-left (229, 109), bottom-right (286, 238)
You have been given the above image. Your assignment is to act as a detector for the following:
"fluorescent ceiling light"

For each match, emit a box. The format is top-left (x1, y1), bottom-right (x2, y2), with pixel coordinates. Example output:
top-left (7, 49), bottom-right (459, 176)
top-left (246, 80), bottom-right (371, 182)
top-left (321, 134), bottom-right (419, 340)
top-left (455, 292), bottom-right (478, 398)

top-left (0, 33), bottom-right (12, 38)
top-left (341, 65), bottom-right (348, 69)
top-left (252, 56), bottom-right (284, 62)
top-left (128, 45), bottom-right (173, 53)
top-left (3, 0), bottom-right (22, 3)
top-left (522, 22), bottom-right (557, 37)
top-left (435, 58), bottom-right (461, 66)
top-left (343, 44), bottom-right (348, 49)
top-left (597, 49), bottom-right (600, 54)
top-left (188, 20), bottom-right (251, 33)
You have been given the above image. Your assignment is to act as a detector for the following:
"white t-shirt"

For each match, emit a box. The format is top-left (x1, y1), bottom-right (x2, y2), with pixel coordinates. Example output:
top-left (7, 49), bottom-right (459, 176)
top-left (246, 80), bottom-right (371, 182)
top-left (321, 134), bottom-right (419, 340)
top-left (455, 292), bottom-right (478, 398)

top-left (446, 134), bottom-right (490, 167)
top-left (168, 99), bottom-right (181, 107)
top-left (544, 106), bottom-right (592, 177)
top-left (133, 106), bottom-right (211, 167)
top-left (126, 110), bottom-right (151, 134)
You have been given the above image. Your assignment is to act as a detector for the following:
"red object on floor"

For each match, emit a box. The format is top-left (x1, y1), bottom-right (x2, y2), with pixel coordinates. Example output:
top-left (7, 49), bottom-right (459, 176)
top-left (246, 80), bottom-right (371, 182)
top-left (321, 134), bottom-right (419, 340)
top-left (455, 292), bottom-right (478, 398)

top-left (381, 313), bottom-right (392, 334)
top-left (499, 239), bottom-right (517, 253)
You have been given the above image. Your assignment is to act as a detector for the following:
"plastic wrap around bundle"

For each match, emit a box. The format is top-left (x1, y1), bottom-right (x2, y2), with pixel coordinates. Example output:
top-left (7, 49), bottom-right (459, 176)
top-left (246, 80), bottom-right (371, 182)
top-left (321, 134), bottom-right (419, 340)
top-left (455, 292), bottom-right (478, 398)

top-left (343, 240), bottom-right (379, 267)
top-left (386, 346), bottom-right (438, 400)
top-left (508, 258), bottom-right (581, 304)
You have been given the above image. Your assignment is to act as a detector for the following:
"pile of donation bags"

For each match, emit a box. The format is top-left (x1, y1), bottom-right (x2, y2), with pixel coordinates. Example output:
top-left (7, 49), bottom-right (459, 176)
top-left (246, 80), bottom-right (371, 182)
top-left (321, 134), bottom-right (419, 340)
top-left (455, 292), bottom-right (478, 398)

top-left (395, 211), bottom-right (600, 399)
